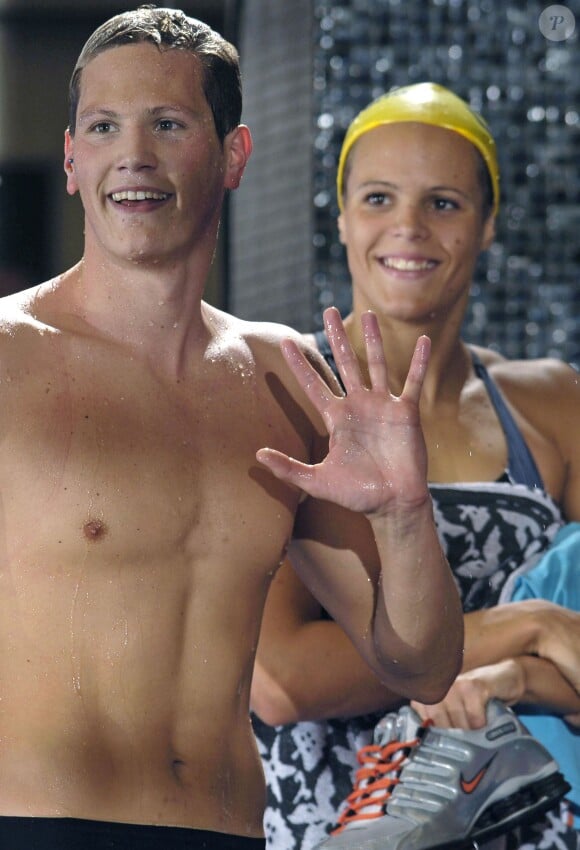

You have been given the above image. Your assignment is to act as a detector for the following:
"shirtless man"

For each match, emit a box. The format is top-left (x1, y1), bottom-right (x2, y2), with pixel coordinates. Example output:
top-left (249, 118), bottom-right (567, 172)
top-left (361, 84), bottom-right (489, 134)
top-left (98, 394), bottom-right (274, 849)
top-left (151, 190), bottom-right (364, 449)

top-left (0, 8), bottom-right (463, 849)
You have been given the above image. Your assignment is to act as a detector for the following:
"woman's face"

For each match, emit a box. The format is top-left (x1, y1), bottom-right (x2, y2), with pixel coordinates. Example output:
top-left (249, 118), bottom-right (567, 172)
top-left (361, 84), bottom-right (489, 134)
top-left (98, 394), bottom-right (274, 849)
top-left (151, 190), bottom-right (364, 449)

top-left (339, 122), bottom-right (496, 325)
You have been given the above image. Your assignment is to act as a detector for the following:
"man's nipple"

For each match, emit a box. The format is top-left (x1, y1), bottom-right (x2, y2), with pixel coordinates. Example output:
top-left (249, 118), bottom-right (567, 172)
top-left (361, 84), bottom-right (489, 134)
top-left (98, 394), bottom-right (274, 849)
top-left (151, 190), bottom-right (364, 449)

top-left (83, 519), bottom-right (107, 541)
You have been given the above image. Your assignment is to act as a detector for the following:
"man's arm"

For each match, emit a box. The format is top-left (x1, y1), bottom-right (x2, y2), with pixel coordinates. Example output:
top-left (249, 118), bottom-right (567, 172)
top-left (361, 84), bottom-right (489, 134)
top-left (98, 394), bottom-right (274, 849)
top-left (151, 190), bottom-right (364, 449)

top-left (250, 558), bottom-right (404, 725)
top-left (251, 562), bottom-right (580, 725)
top-left (257, 308), bottom-right (464, 704)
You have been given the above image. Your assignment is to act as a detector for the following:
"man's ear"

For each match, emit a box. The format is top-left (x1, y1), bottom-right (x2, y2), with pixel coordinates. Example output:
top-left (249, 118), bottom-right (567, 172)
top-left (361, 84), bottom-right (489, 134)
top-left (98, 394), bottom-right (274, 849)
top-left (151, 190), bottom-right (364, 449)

top-left (224, 124), bottom-right (253, 190)
top-left (64, 128), bottom-right (78, 196)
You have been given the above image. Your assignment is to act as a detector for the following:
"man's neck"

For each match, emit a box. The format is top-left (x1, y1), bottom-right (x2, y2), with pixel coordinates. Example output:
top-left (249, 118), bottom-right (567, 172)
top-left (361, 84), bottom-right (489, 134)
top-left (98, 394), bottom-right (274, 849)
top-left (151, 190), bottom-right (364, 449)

top-left (33, 255), bottom-right (215, 378)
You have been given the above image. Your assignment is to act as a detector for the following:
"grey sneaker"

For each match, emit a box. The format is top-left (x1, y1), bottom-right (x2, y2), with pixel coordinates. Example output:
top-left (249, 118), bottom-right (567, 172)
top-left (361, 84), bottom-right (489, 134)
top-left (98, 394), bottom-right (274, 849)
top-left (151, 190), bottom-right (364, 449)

top-left (316, 699), bottom-right (570, 850)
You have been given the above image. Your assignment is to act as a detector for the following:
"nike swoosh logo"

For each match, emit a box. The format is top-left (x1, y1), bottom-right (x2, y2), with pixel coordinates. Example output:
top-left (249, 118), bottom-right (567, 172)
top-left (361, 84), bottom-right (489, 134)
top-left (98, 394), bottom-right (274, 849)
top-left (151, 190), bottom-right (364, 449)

top-left (460, 755), bottom-right (496, 794)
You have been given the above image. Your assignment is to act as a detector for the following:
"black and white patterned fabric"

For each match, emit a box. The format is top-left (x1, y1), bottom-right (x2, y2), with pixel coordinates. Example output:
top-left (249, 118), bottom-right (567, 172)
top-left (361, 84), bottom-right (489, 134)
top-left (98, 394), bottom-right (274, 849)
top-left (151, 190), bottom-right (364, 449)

top-left (515, 802), bottom-right (580, 850)
top-left (252, 477), bottom-right (569, 850)
top-left (430, 479), bottom-right (563, 613)
top-left (253, 340), bottom-right (575, 850)
top-left (252, 711), bottom-right (383, 850)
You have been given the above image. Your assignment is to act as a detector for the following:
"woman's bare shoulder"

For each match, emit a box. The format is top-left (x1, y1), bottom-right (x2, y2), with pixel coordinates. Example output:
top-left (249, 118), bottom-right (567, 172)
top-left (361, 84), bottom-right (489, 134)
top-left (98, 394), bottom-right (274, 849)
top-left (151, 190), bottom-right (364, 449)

top-left (470, 343), bottom-right (577, 393)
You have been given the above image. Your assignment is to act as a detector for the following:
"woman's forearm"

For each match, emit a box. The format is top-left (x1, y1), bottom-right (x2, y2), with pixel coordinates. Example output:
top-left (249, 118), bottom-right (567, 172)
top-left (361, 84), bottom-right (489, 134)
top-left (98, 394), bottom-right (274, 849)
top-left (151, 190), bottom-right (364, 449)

top-left (463, 599), bottom-right (580, 691)
top-left (252, 618), bottom-right (405, 725)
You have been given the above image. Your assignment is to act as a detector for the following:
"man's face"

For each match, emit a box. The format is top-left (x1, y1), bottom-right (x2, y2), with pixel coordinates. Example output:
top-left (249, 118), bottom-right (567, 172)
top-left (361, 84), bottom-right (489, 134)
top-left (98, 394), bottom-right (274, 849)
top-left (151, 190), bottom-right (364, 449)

top-left (64, 43), bottom-right (237, 267)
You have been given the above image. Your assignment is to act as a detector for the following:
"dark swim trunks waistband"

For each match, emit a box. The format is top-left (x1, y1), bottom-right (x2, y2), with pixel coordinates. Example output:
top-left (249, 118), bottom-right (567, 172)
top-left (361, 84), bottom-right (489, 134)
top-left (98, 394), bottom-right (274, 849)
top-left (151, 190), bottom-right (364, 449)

top-left (0, 816), bottom-right (266, 850)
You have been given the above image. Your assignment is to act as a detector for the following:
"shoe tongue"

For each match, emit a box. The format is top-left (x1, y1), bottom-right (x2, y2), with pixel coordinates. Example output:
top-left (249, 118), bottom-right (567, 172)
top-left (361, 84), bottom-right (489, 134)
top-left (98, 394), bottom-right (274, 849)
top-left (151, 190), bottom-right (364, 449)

top-left (374, 705), bottom-right (422, 747)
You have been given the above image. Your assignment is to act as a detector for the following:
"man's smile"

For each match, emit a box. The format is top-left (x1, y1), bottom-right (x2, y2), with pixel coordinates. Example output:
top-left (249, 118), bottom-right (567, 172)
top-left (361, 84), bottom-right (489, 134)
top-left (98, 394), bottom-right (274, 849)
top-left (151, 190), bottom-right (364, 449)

top-left (110, 189), bottom-right (171, 204)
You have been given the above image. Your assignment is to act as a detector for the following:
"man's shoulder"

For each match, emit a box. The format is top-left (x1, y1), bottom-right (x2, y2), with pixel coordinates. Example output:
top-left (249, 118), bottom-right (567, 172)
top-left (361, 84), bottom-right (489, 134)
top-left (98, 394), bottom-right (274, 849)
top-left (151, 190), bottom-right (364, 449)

top-left (0, 286), bottom-right (42, 335)
top-left (231, 314), bottom-right (301, 346)
top-left (213, 309), bottom-right (320, 365)
top-left (244, 319), bottom-right (336, 382)
top-left (204, 309), bottom-right (338, 405)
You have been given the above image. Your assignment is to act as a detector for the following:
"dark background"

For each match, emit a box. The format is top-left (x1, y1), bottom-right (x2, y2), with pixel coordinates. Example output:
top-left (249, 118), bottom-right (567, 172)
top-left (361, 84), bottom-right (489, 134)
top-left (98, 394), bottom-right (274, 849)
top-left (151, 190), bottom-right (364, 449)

top-left (1, 0), bottom-right (578, 365)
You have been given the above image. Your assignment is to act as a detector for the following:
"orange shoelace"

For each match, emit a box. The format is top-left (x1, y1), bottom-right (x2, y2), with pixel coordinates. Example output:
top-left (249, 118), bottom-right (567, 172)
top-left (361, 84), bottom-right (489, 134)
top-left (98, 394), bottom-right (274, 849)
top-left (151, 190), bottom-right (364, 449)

top-left (331, 722), bottom-right (431, 835)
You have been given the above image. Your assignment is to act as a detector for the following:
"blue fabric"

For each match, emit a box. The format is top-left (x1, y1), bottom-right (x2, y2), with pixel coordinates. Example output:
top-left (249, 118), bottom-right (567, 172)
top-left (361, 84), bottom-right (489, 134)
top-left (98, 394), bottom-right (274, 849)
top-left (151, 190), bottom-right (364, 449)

top-left (511, 522), bottom-right (580, 825)
top-left (468, 353), bottom-right (543, 489)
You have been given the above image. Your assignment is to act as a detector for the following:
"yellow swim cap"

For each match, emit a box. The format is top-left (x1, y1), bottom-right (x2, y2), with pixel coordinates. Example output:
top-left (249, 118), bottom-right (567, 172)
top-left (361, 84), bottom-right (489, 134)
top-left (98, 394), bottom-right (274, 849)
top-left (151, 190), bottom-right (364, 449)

top-left (336, 82), bottom-right (499, 215)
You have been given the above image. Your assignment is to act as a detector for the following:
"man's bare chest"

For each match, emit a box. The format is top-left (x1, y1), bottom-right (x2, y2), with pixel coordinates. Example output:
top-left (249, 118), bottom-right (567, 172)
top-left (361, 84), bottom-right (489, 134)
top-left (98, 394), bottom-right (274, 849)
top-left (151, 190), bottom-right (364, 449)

top-left (0, 352), bottom-right (304, 566)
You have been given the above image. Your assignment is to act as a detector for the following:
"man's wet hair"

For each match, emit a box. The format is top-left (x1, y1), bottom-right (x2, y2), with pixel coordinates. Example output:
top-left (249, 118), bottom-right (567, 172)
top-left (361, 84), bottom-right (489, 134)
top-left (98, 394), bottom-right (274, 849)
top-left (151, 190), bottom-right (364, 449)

top-left (68, 4), bottom-right (242, 143)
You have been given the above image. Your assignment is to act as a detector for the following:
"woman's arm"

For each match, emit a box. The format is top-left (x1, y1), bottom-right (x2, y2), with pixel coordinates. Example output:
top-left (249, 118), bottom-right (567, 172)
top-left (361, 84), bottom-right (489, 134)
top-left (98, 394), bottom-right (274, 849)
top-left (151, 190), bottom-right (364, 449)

top-left (252, 567), bottom-right (580, 726)
top-left (462, 599), bottom-right (580, 692)
top-left (412, 655), bottom-right (580, 729)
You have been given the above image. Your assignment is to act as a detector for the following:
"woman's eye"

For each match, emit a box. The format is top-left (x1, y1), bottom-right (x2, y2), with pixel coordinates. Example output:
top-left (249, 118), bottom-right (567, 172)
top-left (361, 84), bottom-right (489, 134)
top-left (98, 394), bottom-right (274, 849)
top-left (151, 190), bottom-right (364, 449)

top-left (366, 192), bottom-right (389, 206)
top-left (433, 197), bottom-right (459, 211)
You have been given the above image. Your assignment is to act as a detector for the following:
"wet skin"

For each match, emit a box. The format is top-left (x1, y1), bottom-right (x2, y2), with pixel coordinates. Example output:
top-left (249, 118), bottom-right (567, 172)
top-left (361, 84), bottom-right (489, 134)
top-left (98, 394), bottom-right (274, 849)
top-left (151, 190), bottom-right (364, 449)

top-left (0, 45), bottom-right (463, 836)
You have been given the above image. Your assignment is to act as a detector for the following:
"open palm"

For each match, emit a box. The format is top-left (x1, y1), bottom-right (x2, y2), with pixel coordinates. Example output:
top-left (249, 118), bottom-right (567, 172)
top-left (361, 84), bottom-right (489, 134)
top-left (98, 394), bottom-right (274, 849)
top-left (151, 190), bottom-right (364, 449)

top-left (257, 307), bottom-right (431, 517)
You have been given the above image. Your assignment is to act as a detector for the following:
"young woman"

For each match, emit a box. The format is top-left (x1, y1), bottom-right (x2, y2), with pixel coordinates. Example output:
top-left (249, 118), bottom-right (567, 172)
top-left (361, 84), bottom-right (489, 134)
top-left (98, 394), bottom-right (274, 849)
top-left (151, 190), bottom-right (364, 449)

top-left (252, 83), bottom-right (580, 850)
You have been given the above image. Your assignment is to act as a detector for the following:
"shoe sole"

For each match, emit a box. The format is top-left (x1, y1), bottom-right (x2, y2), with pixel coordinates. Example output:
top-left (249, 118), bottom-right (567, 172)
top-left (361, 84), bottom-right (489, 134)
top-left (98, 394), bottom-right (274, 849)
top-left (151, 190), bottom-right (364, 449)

top-left (435, 771), bottom-right (572, 849)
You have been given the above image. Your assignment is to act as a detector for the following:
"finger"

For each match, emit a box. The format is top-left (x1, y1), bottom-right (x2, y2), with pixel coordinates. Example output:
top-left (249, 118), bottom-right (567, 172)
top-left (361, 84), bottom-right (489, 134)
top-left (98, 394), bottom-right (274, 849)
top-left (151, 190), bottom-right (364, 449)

top-left (412, 701), bottom-right (451, 728)
top-left (409, 702), bottom-right (428, 725)
top-left (434, 704), bottom-right (456, 728)
top-left (361, 311), bottom-right (389, 392)
top-left (323, 307), bottom-right (363, 393)
top-left (454, 676), bottom-right (492, 728)
top-left (280, 338), bottom-right (336, 413)
top-left (401, 335), bottom-right (431, 403)
top-left (462, 695), bottom-right (488, 729)
top-left (256, 447), bottom-right (316, 491)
